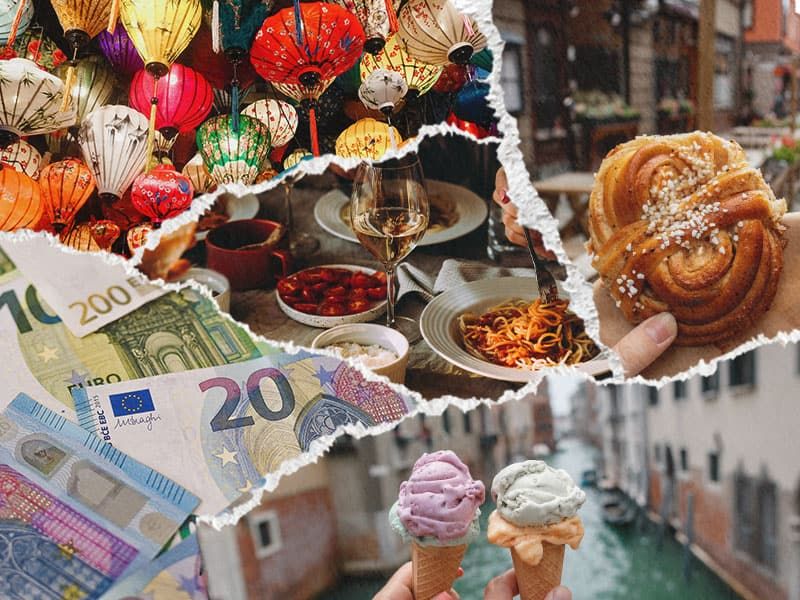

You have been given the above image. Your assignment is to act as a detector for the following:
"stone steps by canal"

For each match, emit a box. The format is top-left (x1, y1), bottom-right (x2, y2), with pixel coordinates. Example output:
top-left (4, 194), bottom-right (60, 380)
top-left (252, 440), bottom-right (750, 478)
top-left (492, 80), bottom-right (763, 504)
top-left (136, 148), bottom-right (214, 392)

top-left (325, 438), bottom-right (740, 599)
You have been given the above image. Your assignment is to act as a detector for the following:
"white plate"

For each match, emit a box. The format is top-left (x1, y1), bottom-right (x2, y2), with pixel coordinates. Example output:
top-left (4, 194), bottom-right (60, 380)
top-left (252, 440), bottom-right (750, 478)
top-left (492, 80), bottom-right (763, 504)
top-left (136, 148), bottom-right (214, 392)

top-left (276, 264), bottom-right (388, 328)
top-left (420, 277), bottom-right (610, 382)
top-left (314, 179), bottom-right (488, 247)
top-left (196, 193), bottom-right (260, 241)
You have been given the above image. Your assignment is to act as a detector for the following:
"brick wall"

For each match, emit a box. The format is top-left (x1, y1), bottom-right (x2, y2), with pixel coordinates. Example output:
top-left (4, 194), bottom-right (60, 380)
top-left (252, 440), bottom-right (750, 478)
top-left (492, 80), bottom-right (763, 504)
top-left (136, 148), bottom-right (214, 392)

top-left (238, 488), bottom-right (338, 600)
top-left (649, 468), bottom-right (788, 600)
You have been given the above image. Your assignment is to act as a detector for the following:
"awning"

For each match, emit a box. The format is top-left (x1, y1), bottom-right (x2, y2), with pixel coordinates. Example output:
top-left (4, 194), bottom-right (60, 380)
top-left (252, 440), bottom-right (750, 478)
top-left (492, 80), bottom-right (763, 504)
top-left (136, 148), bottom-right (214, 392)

top-left (660, 0), bottom-right (699, 20)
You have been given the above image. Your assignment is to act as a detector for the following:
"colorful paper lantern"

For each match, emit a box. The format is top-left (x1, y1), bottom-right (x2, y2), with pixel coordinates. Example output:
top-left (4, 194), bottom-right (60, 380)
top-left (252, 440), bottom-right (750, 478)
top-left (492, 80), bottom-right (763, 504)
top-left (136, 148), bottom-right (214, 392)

top-left (39, 158), bottom-right (96, 232)
top-left (0, 58), bottom-right (77, 148)
top-left (55, 55), bottom-right (118, 125)
top-left (182, 152), bottom-right (214, 194)
top-left (130, 163), bottom-right (193, 223)
top-left (283, 148), bottom-right (312, 170)
top-left (203, 0), bottom-right (271, 57)
top-left (361, 33), bottom-right (442, 98)
top-left (271, 77), bottom-right (335, 157)
top-left (242, 99), bottom-right (298, 148)
top-left (60, 219), bottom-right (120, 251)
top-left (51, 0), bottom-right (113, 55)
top-left (212, 85), bottom-right (252, 114)
top-left (78, 105), bottom-right (150, 202)
top-left (129, 64), bottom-right (213, 140)
top-left (453, 79), bottom-right (493, 126)
top-left (0, 163), bottom-right (43, 231)
top-left (433, 62), bottom-right (469, 93)
top-left (119, 0), bottom-right (202, 78)
top-left (101, 188), bottom-right (147, 229)
top-left (186, 25), bottom-right (257, 90)
top-left (359, 69), bottom-right (407, 115)
top-left (7, 28), bottom-right (69, 72)
top-left (97, 23), bottom-right (145, 75)
top-left (251, 2), bottom-right (365, 89)
top-left (0, 0), bottom-right (33, 46)
top-left (335, 118), bottom-right (401, 160)
top-left (446, 111), bottom-right (492, 139)
top-left (398, 0), bottom-right (486, 66)
top-left (196, 114), bottom-right (270, 185)
top-left (470, 48), bottom-right (493, 72)
top-left (126, 221), bottom-right (152, 253)
top-left (329, 0), bottom-right (396, 55)
top-left (0, 140), bottom-right (41, 178)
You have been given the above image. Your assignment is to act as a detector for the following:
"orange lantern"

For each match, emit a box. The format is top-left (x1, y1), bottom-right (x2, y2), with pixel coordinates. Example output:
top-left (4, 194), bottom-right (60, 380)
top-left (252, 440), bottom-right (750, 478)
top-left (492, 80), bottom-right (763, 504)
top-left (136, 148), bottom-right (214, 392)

top-left (0, 163), bottom-right (43, 231)
top-left (39, 158), bottom-right (96, 232)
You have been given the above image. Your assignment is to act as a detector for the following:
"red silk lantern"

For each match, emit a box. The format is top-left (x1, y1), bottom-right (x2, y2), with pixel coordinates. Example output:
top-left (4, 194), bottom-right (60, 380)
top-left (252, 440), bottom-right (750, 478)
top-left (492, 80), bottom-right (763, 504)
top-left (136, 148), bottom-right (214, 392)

top-left (186, 25), bottom-right (257, 90)
top-left (39, 158), bottom-right (96, 233)
top-left (446, 111), bottom-right (491, 139)
top-left (250, 3), bottom-right (365, 89)
top-left (130, 164), bottom-right (194, 223)
top-left (129, 64), bottom-right (213, 141)
top-left (0, 163), bottom-right (42, 231)
top-left (433, 63), bottom-right (469, 93)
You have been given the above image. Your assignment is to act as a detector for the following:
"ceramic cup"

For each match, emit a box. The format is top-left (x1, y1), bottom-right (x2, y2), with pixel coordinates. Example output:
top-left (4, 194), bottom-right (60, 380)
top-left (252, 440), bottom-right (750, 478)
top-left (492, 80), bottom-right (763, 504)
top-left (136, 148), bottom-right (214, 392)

top-left (205, 219), bottom-right (291, 291)
top-left (312, 323), bottom-right (410, 384)
top-left (175, 267), bottom-right (231, 312)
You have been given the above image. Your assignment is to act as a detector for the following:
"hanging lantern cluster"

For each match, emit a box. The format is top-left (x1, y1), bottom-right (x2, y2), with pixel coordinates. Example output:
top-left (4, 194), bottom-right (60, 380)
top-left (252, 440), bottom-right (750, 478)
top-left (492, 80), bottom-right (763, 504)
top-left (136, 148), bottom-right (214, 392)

top-left (0, 0), bottom-right (487, 250)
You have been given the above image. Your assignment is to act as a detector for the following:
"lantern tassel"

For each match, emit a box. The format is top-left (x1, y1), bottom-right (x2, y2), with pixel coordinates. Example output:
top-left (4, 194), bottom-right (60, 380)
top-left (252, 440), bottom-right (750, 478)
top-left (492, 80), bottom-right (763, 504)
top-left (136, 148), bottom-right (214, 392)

top-left (145, 76), bottom-right (159, 171)
top-left (309, 105), bottom-right (320, 156)
top-left (293, 0), bottom-right (304, 47)
top-left (107, 0), bottom-right (120, 34)
top-left (231, 84), bottom-right (240, 133)
top-left (6, 0), bottom-right (28, 48)
top-left (385, 0), bottom-right (399, 34)
top-left (60, 65), bottom-right (75, 112)
top-left (212, 0), bottom-right (221, 53)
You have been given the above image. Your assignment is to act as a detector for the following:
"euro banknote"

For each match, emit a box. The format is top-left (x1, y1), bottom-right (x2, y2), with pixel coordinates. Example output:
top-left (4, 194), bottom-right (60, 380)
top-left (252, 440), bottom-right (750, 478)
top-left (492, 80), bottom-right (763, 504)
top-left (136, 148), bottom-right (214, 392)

top-left (104, 534), bottom-right (206, 600)
top-left (0, 235), bottom-right (166, 337)
top-left (72, 353), bottom-right (414, 515)
top-left (0, 393), bottom-right (199, 599)
top-left (0, 246), bottom-right (268, 417)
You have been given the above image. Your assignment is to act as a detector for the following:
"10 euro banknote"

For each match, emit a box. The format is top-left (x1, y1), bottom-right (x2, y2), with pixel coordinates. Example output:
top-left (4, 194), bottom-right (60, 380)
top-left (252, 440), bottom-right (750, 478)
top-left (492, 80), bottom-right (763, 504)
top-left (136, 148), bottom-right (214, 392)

top-left (0, 393), bottom-right (199, 599)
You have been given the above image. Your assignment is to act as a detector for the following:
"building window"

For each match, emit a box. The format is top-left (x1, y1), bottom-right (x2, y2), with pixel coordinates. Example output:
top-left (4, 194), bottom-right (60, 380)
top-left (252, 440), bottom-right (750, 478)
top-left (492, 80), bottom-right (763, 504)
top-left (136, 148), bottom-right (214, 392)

top-left (730, 351), bottom-right (757, 388)
top-left (734, 471), bottom-right (778, 571)
top-left (714, 35), bottom-right (735, 110)
top-left (442, 409), bottom-right (451, 435)
top-left (646, 386), bottom-right (659, 406)
top-left (674, 380), bottom-right (687, 400)
top-left (701, 371), bottom-right (720, 397)
top-left (463, 411), bottom-right (472, 434)
top-left (680, 448), bottom-right (689, 472)
top-left (500, 42), bottom-right (524, 115)
top-left (708, 452), bottom-right (720, 482)
top-left (248, 510), bottom-right (282, 559)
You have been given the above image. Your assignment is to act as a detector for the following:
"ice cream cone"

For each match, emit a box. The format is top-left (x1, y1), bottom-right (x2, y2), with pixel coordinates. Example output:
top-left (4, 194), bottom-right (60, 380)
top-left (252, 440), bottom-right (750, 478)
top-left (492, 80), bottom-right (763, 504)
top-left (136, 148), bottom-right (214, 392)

top-left (511, 542), bottom-right (565, 600)
top-left (411, 542), bottom-right (467, 600)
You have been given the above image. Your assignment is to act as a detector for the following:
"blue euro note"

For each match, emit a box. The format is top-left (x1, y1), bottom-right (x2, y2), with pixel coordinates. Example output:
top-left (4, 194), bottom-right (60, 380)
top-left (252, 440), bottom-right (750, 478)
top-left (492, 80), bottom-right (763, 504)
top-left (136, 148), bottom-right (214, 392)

top-left (0, 393), bottom-right (199, 600)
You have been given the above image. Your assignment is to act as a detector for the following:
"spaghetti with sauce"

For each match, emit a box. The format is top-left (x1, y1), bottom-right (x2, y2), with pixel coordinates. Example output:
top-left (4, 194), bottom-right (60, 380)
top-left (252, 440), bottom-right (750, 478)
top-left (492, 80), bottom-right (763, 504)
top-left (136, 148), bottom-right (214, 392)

top-left (458, 299), bottom-right (598, 369)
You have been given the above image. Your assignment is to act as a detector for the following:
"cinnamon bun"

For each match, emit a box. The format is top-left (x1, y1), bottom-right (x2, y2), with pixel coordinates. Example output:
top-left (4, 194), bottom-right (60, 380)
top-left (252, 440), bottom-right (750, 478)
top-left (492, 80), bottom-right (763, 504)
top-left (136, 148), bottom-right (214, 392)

top-left (588, 132), bottom-right (786, 346)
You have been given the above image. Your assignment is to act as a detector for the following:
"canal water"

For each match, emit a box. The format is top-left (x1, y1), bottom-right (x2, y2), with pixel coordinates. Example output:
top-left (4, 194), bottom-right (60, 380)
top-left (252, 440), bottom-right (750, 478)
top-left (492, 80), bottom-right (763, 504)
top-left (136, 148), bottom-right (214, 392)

top-left (326, 438), bottom-right (739, 599)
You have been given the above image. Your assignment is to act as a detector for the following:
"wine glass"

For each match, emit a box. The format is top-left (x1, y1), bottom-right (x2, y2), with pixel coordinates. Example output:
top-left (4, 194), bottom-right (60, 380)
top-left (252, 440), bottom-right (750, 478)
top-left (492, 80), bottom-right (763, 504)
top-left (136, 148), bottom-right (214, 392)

top-left (350, 156), bottom-right (429, 341)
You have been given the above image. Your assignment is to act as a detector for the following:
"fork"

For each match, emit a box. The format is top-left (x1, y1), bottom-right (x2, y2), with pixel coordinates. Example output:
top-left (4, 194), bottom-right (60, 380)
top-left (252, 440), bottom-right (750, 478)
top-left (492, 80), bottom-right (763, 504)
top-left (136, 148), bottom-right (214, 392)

top-left (523, 227), bottom-right (560, 304)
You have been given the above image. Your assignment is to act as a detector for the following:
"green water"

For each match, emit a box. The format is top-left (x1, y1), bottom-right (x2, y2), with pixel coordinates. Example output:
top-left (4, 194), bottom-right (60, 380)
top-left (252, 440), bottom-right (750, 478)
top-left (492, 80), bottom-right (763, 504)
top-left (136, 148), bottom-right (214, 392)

top-left (324, 438), bottom-right (740, 599)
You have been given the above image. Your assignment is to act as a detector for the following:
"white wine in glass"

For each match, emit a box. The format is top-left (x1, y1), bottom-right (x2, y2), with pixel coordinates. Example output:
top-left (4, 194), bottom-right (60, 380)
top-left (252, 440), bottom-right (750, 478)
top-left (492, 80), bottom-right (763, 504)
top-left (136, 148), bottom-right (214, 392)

top-left (350, 157), bottom-right (429, 340)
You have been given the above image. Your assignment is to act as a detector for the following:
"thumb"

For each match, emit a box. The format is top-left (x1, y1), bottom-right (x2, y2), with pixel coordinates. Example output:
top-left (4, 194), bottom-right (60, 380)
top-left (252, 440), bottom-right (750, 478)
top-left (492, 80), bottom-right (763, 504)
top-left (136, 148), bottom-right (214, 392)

top-left (613, 312), bottom-right (678, 377)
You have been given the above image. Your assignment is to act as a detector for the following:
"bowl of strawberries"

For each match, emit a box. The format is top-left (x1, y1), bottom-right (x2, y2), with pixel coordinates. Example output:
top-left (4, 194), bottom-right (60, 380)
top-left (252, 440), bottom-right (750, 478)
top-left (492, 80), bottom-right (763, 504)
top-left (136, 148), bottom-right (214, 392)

top-left (276, 264), bottom-right (388, 328)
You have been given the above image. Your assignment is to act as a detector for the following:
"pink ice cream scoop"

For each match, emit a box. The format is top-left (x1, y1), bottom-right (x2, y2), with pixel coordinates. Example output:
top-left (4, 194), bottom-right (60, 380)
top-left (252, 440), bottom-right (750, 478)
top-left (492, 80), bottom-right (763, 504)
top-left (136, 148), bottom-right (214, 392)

top-left (396, 450), bottom-right (486, 543)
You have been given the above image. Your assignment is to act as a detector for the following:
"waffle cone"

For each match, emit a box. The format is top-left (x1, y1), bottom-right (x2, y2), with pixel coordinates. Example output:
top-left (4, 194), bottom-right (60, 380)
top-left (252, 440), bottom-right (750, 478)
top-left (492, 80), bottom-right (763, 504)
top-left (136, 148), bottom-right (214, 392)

top-left (411, 542), bottom-right (467, 600)
top-left (511, 542), bottom-right (565, 600)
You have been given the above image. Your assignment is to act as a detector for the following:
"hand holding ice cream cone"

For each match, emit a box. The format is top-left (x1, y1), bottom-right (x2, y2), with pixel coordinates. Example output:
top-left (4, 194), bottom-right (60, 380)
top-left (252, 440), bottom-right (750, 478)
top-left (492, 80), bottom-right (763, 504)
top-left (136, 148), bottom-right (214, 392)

top-left (487, 460), bottom-right (586, 600)
top-left (389, 450), bottom-right (485, 600)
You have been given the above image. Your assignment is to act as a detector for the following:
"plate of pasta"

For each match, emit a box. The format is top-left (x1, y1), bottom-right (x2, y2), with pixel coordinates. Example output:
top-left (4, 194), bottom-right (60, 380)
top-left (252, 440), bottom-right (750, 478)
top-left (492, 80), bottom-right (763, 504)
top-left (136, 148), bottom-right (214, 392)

top-left (420, 277), bottom-right (609, 381)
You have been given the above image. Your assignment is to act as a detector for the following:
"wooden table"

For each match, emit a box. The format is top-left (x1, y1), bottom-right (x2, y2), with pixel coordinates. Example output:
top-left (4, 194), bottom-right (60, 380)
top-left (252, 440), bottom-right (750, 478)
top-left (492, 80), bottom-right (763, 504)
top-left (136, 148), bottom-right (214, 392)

top-left (533, 171), bottom-right (595, 240)
top-left (219, 175), bottom-right (526, 401)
